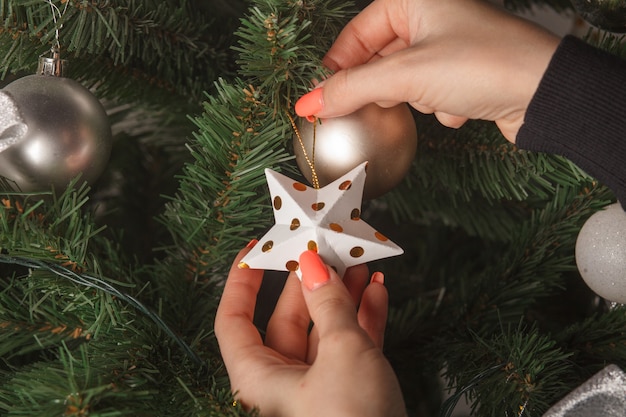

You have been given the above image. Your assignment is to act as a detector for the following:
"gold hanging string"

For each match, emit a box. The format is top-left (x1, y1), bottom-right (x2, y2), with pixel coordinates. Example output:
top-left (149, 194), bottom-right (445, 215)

top-left (287, 112), bottom-right (320, 189)
top-left (45, 0), bottom-right (70, 51)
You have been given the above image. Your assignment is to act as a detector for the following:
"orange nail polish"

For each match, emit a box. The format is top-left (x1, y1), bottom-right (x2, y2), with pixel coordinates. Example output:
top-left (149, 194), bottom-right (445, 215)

top-left (299, 250), bottom-right (330, 291)
top-left (295, 88), bottom-right (324, 118)
top-left (370, 271), bottom-right (385, 285)
top-left (246, 239), bottom-right (258, 249)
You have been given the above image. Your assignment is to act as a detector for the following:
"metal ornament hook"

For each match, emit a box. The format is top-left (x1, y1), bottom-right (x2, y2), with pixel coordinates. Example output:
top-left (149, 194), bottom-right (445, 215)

top-left (37, 46), bottom-right (68, 77)
top-left (37, 0), bottom-right (70, 76)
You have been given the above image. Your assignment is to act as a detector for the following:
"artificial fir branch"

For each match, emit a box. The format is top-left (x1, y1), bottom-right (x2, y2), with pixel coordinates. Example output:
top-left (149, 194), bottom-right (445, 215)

top-left (1, 0), bottom-right (350, 414)
top-left (159, 79), bottom-right (293, 277)
top-left (415, 118), bottom-right (590, 206)
top-left (0, 256), bottom-right (202, 364)
top-left (0, 182), bottom-right (100, 267)
top-left (0, 0), bottom-right (236, 103)
top-left (235, 0), bottom-right (354, 112)
top-left (455, 323), bottom-right (574, 416)
top-left (2, 0), bottom-right (626, 414)
top-left (594, 31), bottom-right (626, 57)
top-left (383, 117), bottom-right (597, 241)
top-left (556, 308), bottom-right (626, 369)
top-left (159, 0), bottom-right (352, 274)
top-left (0, 181), bottom-right (235, 413)
top-left (382, 181), bottom-right (615, 415)
top-left (1, 339), bottom-right (158, 416)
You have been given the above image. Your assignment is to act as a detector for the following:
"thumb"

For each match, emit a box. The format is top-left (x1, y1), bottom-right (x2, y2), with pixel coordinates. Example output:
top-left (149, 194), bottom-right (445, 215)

top-left (294, 69), bottom-right (376, 119)
top-left (299, 250), bottom-right (362, 338)
top-left (294, 58), bottom-right (406, 119)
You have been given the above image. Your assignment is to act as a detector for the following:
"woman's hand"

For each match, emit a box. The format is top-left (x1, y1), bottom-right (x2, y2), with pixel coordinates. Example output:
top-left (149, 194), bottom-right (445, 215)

top-left (214, 244), bottom-right (407, 417)
top-left (295, 0), bottom-right (560, 143)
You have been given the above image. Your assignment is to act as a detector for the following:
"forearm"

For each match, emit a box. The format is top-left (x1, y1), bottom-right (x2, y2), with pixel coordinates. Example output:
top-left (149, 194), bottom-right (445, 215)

top-left (517, 35), bottom-right (626, 204)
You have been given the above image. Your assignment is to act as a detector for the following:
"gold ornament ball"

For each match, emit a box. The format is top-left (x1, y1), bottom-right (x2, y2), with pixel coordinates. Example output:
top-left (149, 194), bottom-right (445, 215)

top-left (294, 103), bottom-right (417, 199)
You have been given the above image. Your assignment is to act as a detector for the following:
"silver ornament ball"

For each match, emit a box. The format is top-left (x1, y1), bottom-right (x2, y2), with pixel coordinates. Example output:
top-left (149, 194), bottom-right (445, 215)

top-left (575, 202), bottom-right (626, 303)
top-left (0, 74), bottom-right (111, 192)
top-left (294, 103), bottom-right (417, 200)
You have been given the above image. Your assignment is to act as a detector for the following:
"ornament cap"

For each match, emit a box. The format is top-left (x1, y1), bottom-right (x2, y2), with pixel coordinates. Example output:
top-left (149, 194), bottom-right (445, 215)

top-left (37, 47), bottom-right (67, 77)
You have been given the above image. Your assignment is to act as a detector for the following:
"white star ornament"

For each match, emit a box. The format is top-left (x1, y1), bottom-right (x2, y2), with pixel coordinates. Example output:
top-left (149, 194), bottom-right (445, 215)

top-left (238, 162), bottom-right (403, 278)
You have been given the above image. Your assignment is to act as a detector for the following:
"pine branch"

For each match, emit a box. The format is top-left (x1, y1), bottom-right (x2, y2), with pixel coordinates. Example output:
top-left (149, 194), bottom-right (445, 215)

top-left (10, 0), bottom-right (623, 415)
top-left (445, 322), bottom-right (573, 417)
top-left (436, 183), bottom-right (611, 338)
top-left (235, 0), bottom-right (354, 113)
top-left (158, 0), bottom-right (353, 277)
top-left (1, 0), bottom-right (238, 103)
top-left (384, 118), bottom-right (599, 241)
top-left (381, 181), bottom-right (614, 415)
top-left (589, 30), bottom-right (626, 58)
top-left (159, 79), bottom-right (293, 278)
top-left (0, 269), bottom-right (116, 360)
top-left (556, 307), bottom-right (626, 371)
top-left (0, 340), bottom-right (158, 416)
top-left (0, 181), bottom-right (103, 268)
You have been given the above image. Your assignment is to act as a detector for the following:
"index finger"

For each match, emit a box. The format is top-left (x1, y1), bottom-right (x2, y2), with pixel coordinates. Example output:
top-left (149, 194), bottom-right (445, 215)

top-left (323, 0), bottom-right (404, 71)
top-left (214, 244), bottom-right (265, 364)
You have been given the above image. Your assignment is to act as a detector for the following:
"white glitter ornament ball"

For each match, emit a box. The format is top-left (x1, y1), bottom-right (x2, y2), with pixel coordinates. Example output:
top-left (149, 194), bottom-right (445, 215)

top-left (575, 203), bottom-right (626, 303)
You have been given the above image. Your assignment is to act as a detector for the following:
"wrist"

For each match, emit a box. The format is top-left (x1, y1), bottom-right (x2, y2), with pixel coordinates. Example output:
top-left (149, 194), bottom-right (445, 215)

top-left (500, 22), bottom-right (560, 143)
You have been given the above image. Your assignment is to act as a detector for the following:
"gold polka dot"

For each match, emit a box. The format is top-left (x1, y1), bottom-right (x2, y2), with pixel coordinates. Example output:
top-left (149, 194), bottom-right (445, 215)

top-left (374, 231), bottom-right (389, 242)
top-left (329, 223), bottom-right (343, 233)
top-left (238, 261), bottom-right (249, 269)
top-left (262, 241), bottom-right (274, 252)
top-left (312, 202), bottom-right (325, 211)
top-left (286, 260), bottom-right (299, 271)
top-left (339, 180), bottom-right (352, 191)
top-left (350, 246), bottom-right (364, 258)
top-left (307, 240), bottom-right (318, 252)
top-left (351, 208), bottom-right (361, 220)
top-left (290, 218), bottom-right (300, 230)
top-left (273, 196), bottom-right (282, 210)
top-left (293, 182), bottom-right (307, 191)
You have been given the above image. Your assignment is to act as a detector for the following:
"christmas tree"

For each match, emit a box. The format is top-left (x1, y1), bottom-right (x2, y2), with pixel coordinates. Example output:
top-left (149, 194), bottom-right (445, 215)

top-left (1, 0), bottom-right (625, 416)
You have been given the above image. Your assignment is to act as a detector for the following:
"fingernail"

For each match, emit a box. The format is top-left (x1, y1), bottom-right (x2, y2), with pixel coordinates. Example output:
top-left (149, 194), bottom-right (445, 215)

top-left (246, 239), bottom-right (258, 249)
top-left (295, 88), bottom-right (324, 118)
top-left (299, 250), bottom-right (330, 291)
top-left (370, 271), bottom-right (385, 285)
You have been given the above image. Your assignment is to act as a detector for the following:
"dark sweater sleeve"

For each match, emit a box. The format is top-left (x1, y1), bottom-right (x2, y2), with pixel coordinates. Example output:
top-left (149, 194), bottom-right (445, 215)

top-left (516, 35), bottom-right (626, 205)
